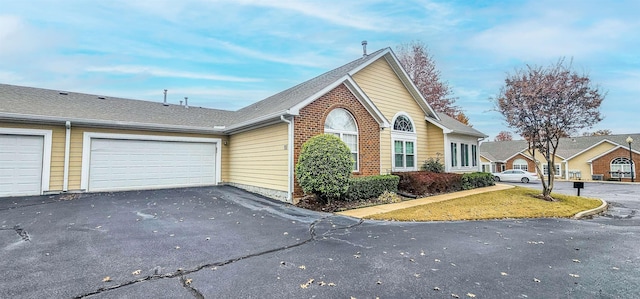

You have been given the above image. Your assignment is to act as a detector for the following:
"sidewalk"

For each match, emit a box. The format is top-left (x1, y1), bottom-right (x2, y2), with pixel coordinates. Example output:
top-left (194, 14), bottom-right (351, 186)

top-left (337, 183), bottom-right (515, 218)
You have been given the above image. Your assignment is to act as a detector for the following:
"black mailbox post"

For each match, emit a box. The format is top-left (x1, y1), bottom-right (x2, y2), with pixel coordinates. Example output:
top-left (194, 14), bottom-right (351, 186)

top-left (573, 182), bottom-right (584, 196)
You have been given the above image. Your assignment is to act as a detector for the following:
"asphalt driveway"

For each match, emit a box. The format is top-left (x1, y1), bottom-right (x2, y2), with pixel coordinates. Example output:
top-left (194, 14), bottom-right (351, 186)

top-left (1, 183), bottom-right (639, 298)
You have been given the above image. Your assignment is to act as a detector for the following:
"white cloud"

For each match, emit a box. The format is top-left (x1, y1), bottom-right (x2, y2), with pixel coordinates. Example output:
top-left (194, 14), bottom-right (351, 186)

top-left (86, 65), bottom-right (262, 82)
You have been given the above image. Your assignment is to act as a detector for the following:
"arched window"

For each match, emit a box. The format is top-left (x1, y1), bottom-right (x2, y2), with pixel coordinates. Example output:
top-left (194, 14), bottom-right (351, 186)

top-left (611, 157), bottom-right (633, 178)
top-left (513, 158), bottom-right (528, 171)
top-left (393, 115), bottom-right (414, 132)
top-left (391, 113), bottom-right (417, 171)
top-left (324, 108), bottom-right (358, 171)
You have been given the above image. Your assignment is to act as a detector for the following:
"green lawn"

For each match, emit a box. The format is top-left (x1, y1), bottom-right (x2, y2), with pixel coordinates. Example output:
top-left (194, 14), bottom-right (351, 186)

top-left (367, 186), bottom-right (603, 221)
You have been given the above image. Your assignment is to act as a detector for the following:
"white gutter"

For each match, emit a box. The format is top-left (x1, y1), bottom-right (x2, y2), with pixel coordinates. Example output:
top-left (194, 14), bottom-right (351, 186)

top-left (280, 115), bottom-right (294, 203)
top-left (63, 121), bottom-right (71, 191)
top-left (225, 110), bottom-right (296, 133)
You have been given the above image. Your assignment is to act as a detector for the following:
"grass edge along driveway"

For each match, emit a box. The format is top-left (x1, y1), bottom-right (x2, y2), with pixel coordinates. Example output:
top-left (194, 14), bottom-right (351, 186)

top-left (367, 186), bottom-right (603, 222)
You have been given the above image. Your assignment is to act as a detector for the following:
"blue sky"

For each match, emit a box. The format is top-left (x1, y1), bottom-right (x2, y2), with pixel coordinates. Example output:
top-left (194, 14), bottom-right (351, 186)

top-left (2, 0), bottom-right (639, 139)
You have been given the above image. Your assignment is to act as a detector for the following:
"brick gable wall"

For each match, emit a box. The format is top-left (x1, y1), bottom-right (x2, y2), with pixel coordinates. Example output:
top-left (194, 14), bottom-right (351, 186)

top-left (293, 84), bottom-right (380, 197)
top-left (506, 154), bottom-right (536, 172)
top-left (592, 147), bottom-right (638, 181)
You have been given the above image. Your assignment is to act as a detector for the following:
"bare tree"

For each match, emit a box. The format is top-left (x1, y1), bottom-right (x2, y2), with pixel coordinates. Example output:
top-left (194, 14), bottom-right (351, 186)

top-left (494, 131), bottom-right (513, 141)
top-left (396, 41), bottom-right (463, 119)
top-left (582, 129), bottom-right (612, 136)
top-left (494, 58), bottom-right (605, 200)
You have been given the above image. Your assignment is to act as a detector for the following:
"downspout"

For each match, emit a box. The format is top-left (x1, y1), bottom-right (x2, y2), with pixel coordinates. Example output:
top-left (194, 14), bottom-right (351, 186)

top-left (63, 121), bottom-right (71, 192)
top-left (564, 160), bottom-right (569, 180)
top-left (280, 115), bottom-right (294, 203)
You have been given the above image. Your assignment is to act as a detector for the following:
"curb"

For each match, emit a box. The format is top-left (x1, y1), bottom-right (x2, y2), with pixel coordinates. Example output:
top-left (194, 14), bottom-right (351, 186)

top-left (572, 198), bottom-right (608, 219)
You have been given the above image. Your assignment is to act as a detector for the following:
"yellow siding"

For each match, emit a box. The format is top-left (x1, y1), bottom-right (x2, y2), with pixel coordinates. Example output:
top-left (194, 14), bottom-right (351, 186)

top-left (0, 122), bottom-right (66, 191)
top-left (68, 127), bottom-right (225, 191)
top-left (353, 58), bottom-right (431, 169)
top-left (426, 123), bottom-right (445, 158)
top-left (480, 156), bottom-right (490, 163)
top-left (226, 123), bottom-right (289, 191)
top-left (380, 129), bottom-right (391, 173)
top-left (567, 142), bottom-right (615, 180)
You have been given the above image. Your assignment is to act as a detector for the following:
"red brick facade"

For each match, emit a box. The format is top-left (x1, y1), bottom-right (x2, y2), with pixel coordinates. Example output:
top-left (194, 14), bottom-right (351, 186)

top-left (292, 84), bottom-right (381, 197)
top-left (592, 147), bottom-right (638, 181)
top-left (506, 154), bottom-right (536, 172)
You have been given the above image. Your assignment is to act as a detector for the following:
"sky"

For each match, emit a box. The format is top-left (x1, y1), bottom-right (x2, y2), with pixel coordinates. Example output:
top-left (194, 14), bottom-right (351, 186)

top-left (1, 0), bottom-right (639, 140)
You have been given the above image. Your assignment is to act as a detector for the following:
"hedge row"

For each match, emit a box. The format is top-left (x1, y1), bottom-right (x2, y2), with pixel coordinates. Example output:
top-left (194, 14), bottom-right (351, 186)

top-left (393, 171), bottom-right (494, 196)
top-left (344, 175), bottom-right (400, 202)
top-left (393, 171), bottom-right (463, 196)
top-left (461, 172), bottom-right (495, 190)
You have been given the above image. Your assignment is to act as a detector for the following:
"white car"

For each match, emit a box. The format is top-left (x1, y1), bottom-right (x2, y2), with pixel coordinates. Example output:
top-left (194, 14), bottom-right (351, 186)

top-left (493, 169), bottom-right (539, 183)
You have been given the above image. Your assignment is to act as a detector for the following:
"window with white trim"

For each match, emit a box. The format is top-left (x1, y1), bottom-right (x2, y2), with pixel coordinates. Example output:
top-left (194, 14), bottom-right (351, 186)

top-left (542, 163), bottom-right (561, 176)
top-left (391, 113), bottom-right (417, 171)
top-left (461, 143), bottom-right (470, 167)
top-left (451, 143), bottom-right (457, 167)
top-left (611, 157), bottom-right (633, 178)
top-left (512, 158), bottom-right (528, 171)
top-left (472, 145), bottom-right (478, 167)
top-left (324, 108), bottom-right (358, 171)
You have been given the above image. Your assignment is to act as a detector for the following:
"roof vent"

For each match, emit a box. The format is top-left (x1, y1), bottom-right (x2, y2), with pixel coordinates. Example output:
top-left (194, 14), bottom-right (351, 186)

top-left (59, 92), bottom-right (68, 95)
top-left (98, 96), bottom-right (106, 100)
top-left (163, 89), bottom-right (169, 106)
top-left (361, 40), bottom-right (368, 56)
top-left (184, 97), bottom-right (189, 108)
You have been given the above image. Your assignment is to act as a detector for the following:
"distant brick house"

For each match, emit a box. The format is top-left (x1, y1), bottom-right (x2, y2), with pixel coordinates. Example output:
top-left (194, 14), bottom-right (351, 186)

top-left (480, 135), bottom-right (639, 182)
top-left (0, 48), bottom-right (486, 201)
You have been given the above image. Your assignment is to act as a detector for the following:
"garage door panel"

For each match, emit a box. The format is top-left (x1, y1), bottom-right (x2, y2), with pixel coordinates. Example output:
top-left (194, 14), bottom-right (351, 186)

top-left (0, 134), bottom-right (44, 197)
top-left (88, 138), bottom-right (216, 192)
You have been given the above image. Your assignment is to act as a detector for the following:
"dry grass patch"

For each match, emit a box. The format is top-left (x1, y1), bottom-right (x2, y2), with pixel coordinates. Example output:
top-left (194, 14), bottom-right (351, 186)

top-left (367, 186), bottom-right (603, 222)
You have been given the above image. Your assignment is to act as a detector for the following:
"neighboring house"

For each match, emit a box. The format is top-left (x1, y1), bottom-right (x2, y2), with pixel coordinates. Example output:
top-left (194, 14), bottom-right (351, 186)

top-left (0, 47), bottom-right (486, 201)
top-left (480, 134), bottom-right (640, 182)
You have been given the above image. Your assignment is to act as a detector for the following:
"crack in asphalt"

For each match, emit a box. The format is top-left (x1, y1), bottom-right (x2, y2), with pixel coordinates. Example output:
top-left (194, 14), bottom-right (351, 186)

top-left (72, 215), bottom-right (366, 298)
top-left (1, 225), bottom-right (31, 241)
top-left (180, 275), bottom-right (204, 299)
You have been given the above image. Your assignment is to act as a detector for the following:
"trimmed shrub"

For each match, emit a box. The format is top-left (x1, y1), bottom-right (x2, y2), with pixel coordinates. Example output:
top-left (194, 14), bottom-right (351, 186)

top-left (393, 171), bottom-right (463, 196)
top-left (421, 154), bottom-right (445, 173)
top-left (461, 172), bottom-right (496, 190)
top-left (295, 134), bottom-right (353, 203)
top-left (344, 175), bottom-right (400, 201)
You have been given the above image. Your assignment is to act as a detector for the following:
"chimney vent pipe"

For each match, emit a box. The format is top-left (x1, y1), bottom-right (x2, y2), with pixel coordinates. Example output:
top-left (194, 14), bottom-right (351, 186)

top-left (163, 89), bottom-right (168, 106)
top-left (362, 40), bottom-right (368, 56)
top-left (184, 97), bottom-right (189, 108)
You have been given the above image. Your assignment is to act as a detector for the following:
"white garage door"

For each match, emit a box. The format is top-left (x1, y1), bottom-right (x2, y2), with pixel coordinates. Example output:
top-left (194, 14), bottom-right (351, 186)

top-left (88, 138), bottom-right (217, 192)
top-left (0, 134), bottom-right (44, 197)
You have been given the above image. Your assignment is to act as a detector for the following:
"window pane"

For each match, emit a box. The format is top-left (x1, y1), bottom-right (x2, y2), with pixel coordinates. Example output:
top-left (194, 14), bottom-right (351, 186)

top-left (394, 141), bottom-right (404, 153)
top-left (352, 153), bottom-right (358, 170)
top-left (405, 142), bottom-right (414, 154)
top-left (451, 143), bottom-right (457, 166)
top-left (324, 108), bottom-right (357, 132)
top-left (406, 154), bottom-right (415, 168)
top-left (342, 134), bottom-right (358, 152)
top-left (393, 115), bottom-right (414, 132)
top-left (395, 154), bottom-right (404, 167)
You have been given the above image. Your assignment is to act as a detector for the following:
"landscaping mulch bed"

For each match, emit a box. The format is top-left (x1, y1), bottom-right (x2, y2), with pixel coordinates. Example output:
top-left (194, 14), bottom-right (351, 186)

top-left (295, 194), bottom-right (408, 213)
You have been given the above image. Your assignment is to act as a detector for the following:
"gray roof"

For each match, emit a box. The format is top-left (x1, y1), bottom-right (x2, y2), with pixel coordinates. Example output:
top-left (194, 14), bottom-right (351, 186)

top-left (479, 140), bottom-right (530, 162)
top-left (428, 112), bottom-right (488, 138)
top-left (480, 134), bottom-right (640, 162)
top-left (0, 47), bottom-right (484, 138)
top-left (232, 48), bottom-right (388, 124)
top-left (0, 83), bottom-right (235, 132)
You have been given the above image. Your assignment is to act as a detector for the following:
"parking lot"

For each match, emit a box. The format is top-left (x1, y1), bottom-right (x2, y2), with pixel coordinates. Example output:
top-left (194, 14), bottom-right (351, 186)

top-left (1, 182), bottom-right (638, 298)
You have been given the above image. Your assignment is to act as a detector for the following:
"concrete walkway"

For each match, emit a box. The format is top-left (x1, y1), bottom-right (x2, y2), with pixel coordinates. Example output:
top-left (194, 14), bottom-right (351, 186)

top-left (337, 183), bottom-right (515, 218)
